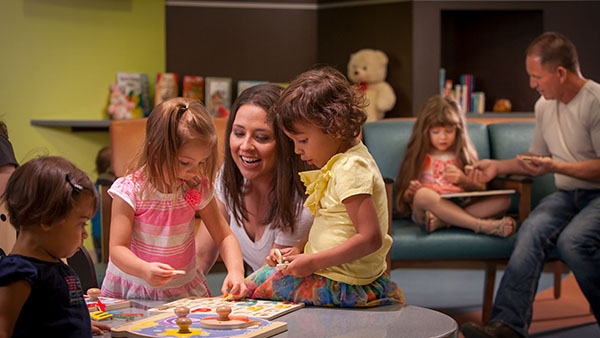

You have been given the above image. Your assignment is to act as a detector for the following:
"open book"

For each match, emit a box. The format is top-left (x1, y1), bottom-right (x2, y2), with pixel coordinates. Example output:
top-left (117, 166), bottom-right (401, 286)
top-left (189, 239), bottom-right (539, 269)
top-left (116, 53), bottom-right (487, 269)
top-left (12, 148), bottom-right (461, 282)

top-left (441, 189), bottom-right (516, 199)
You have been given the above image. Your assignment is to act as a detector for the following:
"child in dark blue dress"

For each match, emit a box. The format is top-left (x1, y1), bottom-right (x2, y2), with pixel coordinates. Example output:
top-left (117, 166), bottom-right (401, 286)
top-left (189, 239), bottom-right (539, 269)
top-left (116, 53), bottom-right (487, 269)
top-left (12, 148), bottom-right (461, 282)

top-left (0, 156), bottom-right (110, 337)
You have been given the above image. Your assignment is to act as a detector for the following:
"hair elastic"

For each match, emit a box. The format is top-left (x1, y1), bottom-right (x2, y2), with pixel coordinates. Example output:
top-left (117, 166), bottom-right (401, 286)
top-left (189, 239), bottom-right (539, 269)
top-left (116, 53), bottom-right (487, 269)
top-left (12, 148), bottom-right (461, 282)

top-left (65, 173), bottom-right (82, 192)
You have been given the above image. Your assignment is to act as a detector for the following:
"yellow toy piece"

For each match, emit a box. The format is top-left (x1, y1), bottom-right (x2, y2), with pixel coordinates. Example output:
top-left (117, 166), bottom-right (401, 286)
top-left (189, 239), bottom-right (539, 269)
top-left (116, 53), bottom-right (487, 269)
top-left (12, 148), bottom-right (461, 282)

top-left (90, 310), bottom-right (113, 321)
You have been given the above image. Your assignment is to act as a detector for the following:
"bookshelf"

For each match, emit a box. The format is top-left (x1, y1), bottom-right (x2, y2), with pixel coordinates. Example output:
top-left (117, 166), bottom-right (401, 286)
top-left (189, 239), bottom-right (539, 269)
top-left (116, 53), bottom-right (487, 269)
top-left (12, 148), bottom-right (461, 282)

top-left (441, 10), bottom-right (542, 112)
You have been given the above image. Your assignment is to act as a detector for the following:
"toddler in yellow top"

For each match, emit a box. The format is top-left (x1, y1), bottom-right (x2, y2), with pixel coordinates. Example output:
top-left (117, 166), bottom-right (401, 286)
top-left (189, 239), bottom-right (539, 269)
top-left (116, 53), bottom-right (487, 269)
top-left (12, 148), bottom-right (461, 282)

top-left (246, 66), bottom-right (404, 307)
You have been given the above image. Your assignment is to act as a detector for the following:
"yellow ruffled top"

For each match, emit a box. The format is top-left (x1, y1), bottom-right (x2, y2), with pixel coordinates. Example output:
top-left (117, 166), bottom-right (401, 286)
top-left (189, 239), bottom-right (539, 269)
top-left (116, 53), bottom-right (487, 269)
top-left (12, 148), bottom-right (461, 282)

top-left (299, 153), bottom-right (343, 216)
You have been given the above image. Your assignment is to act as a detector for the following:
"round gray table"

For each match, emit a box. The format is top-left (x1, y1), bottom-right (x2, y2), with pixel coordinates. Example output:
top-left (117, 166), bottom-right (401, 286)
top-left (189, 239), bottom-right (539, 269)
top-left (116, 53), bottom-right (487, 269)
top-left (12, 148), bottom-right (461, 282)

top-left (97, 301), bottom-right (457, 338)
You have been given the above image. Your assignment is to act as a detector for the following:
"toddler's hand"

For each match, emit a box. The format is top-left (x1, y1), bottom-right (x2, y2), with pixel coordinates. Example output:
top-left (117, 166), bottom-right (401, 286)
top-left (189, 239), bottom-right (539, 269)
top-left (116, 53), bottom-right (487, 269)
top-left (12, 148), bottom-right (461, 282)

top-left (91, 320), bottom-right (111, 335)
top-left (144, 262), bottom-right (174, 287)
top-left (266, 247), bottom-right (298, 267)
top-left (221, 272), bottom-right (248, 300)
top-left (280, 253), bottom-right (316, 278)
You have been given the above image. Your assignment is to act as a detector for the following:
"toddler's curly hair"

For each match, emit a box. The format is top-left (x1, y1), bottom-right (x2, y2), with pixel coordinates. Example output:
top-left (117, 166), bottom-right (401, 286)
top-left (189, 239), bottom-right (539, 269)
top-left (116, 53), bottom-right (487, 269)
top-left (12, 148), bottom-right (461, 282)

top-left (275, 65), bottom-right (367, 141)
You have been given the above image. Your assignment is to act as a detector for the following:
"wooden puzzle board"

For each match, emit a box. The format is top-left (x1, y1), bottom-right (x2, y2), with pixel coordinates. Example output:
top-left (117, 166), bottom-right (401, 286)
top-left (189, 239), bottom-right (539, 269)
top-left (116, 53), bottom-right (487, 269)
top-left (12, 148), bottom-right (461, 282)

top-left (148, 297), bottom-right (304, 320)
top-left (85, 295), bottom-right (132, 312)
top-left (111, 312), bottom-right (287, 338)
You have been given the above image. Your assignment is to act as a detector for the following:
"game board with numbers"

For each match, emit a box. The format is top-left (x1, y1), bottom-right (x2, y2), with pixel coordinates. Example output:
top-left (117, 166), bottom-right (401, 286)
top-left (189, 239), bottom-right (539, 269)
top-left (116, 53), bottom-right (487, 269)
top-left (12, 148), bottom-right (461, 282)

top-left (111, 311), bottom-right (287, 338)
top-left (148, 297), bottom-right (304, 320)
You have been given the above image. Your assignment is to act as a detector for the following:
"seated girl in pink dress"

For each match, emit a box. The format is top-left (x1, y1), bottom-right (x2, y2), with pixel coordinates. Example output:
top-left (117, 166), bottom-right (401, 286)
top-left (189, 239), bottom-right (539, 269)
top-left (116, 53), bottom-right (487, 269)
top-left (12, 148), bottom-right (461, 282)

top-left (395, 95), bottom-right (515, 237)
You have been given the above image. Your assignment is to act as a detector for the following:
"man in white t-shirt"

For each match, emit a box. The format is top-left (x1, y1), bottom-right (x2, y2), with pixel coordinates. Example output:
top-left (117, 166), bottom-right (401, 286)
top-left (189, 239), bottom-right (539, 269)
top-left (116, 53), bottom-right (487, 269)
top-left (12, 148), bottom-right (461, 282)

top-left (462, 32), bottom-right (600, 338)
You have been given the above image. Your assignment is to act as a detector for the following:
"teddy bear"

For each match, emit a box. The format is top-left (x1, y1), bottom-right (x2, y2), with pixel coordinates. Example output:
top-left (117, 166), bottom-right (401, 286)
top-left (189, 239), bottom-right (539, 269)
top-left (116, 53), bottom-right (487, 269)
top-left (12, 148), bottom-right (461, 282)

top-left (347, 49), bottom-right (396, 122)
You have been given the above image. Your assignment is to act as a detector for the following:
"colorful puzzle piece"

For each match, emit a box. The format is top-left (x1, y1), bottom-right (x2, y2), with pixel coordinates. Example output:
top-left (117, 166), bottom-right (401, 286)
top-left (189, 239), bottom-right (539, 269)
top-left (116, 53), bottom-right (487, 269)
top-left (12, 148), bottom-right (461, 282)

top-left (90, 310), bottom-right (113, 321)
top-left (148, 297), bottom-right (304, 320)
top-left (85, 295), bottom-right (132, 312)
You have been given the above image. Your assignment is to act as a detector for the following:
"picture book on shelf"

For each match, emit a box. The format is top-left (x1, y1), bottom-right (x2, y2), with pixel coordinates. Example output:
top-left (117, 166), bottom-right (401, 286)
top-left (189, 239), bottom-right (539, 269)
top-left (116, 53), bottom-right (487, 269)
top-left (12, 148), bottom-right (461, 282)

top-left (155, 73), bottom-right (179, 107)
top-left (205, 77), bottom-right (232, 118)
top-left (115, 72), bottom-right (151, 118)
top-left (183, 75), bottom-right (204, 101)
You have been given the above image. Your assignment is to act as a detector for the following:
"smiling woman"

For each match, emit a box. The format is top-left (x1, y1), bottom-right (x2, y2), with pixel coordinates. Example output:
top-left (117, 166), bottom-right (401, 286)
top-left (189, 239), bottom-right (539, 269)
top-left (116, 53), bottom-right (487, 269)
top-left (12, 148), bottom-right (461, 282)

top-left (196, 84), bottom-right (313, 274)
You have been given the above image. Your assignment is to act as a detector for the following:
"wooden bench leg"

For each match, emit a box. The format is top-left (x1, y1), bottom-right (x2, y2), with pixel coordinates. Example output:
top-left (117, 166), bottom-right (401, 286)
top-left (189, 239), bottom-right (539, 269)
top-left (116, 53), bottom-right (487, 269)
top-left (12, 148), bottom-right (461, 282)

top-left (483, 262), bottom-right (496, 324)
top-left (554, 260), bottom-right (562, 299)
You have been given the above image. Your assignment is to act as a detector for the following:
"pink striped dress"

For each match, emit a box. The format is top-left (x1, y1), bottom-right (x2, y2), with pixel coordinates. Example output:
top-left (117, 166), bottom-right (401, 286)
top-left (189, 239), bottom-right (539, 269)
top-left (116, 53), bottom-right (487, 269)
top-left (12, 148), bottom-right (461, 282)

top-left (101, 172), bottom-right (213, 301)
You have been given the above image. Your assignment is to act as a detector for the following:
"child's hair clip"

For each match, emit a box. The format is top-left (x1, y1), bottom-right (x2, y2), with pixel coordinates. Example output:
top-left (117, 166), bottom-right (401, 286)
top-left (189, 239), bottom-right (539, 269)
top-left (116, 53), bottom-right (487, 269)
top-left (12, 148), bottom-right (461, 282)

top-left (65, 173), bottom-right (82, 192)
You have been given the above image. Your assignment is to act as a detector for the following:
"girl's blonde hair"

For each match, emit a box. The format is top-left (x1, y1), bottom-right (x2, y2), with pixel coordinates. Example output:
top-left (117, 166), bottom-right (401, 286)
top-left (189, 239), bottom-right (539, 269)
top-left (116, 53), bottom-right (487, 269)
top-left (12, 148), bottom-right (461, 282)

top-left (395, 95), bottom-right (478, 215)
top-left (129, 97), bottom-right (218, 194)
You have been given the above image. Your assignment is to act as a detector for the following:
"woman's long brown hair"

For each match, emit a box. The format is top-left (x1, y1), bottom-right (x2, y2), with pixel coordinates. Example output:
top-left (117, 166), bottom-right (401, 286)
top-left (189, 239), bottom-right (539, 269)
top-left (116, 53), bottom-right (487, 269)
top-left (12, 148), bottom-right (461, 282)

top-left (221, 84), bottom-right (308, 233)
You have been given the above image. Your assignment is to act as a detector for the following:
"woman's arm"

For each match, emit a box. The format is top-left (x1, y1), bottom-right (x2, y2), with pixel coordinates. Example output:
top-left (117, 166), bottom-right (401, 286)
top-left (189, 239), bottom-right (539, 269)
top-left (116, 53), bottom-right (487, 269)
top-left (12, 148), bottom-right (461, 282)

top-left (109, 197), bottom-right (174, 287)
top-left (0, 280), bottom-right (30, 338)
top-left (197, 198), bottom-right (247, 298)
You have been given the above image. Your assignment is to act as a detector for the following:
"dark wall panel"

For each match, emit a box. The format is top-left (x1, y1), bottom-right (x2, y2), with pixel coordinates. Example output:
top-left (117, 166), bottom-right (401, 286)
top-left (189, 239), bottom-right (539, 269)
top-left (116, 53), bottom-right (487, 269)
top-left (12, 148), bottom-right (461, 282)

top-left (318, 2), bottom-right (412, 117)
top-left (166, 6), bottom-right (317, 88)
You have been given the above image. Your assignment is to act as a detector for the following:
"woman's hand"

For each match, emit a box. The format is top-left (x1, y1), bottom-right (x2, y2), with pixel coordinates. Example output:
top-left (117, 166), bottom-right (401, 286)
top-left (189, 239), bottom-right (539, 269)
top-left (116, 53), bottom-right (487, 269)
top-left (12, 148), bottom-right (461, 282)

top-left (221, 271), bottom-right (248, 300)
top-left (143, 262), bottom-right (174, 287)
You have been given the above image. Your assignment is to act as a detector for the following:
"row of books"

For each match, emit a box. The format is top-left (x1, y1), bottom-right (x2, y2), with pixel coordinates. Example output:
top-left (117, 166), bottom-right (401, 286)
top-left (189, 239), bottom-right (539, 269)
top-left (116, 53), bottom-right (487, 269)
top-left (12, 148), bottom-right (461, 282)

top-left (439, 69), bottom-right (485, 114)
top-left (108, 72), bottom-right (275, 120)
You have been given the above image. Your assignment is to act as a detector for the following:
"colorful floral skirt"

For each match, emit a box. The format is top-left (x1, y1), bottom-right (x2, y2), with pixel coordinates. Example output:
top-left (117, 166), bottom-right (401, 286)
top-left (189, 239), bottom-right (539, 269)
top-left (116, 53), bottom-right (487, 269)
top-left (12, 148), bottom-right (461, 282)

top-left (246, 266), bottom-right (405, 307)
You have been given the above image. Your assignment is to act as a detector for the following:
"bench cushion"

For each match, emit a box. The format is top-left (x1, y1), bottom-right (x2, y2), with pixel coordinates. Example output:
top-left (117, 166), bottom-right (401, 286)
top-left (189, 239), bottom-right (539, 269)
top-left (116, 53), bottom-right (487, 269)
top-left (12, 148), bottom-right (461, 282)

top-left (390, 219), bottom-right (516, 260)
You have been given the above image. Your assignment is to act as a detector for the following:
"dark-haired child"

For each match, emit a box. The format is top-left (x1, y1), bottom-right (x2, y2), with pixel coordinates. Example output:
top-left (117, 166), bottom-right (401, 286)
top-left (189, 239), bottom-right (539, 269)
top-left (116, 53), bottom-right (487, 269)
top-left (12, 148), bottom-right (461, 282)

top-left (0, 156), bottom-right (110, 337)
top-left (246, 66), bottom-right (404, 307)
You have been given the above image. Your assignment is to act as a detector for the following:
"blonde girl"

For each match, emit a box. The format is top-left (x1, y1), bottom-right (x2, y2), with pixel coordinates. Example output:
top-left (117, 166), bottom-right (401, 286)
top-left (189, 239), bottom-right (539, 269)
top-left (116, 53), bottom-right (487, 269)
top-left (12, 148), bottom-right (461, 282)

top-left (395, 95), bottom-right (515, 237)
top-left (0, 156), bottom-right (110, 337)
top-left (101, 98), bottom-right (247, 301)
top-left (246, 66), bottom-right (404, 307)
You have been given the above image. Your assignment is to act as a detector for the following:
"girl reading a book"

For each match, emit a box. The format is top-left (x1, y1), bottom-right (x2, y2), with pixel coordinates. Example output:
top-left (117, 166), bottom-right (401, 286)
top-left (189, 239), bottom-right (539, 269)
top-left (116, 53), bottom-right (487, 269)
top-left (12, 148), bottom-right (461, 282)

top-left (395, 94), bottom-right (515, 237)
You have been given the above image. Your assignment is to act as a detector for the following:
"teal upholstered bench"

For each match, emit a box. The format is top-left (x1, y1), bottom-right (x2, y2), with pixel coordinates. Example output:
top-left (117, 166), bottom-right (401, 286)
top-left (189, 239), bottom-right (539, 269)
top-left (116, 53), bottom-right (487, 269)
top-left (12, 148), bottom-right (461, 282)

top-left (363, 119), bottom-right (559, 323)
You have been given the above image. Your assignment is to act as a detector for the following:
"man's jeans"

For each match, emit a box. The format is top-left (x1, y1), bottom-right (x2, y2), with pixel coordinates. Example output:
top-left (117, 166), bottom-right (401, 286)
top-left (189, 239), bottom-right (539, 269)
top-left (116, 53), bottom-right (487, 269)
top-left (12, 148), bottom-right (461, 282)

top-left (490, 189), bottom-right (600, 337)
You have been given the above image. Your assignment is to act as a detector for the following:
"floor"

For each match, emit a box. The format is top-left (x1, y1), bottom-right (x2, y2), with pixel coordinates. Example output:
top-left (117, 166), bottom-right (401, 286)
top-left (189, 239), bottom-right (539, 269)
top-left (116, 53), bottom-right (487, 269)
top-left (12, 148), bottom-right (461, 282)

top-left (95, 265), bottom-right (598, 337)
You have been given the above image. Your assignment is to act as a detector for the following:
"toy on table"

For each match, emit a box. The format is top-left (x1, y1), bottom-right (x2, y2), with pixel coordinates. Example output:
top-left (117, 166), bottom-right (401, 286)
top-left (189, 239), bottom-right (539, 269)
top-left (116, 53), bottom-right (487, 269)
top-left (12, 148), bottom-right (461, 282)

top-left (86, 288), bottom-right (131, 312)
top-left (90, 310), bottom-right (113, 321)
top-left (198, 304), bottom-right (259, 330)
top-left (174, 306), bottom-right (192, 333)
top-left (110, 306), bottom-right (287, 338)
top-left (148, 296), bottom-right (304, 321)
top-left (88, 287), bottom-right (101, 301)
top-left (169, 269), bottom-right (186, 275)
top-left (273, 249), bottom-right (289, 270)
